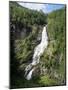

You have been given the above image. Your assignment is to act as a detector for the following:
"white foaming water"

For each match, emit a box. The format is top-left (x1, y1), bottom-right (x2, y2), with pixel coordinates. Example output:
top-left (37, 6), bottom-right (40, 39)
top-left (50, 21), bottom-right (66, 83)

top-left (26, 68), bottom-right (35, 80)
top-left (25, 25), bottom-right (48, 80)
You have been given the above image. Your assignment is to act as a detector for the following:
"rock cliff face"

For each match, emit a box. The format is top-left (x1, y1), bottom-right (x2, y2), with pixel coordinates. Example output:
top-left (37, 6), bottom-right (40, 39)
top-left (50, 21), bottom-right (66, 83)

top-left (10, 23), bottom-right (32, 40)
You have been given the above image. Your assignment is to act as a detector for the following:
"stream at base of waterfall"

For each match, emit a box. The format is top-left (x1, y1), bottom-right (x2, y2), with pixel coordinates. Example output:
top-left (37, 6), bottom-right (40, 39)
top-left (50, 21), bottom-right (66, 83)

top-left (24, 25), bottom-right (48, 80)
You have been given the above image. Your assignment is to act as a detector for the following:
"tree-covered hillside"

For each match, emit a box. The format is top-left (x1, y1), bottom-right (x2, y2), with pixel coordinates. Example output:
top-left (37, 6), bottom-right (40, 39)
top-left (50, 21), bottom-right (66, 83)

top-left (10, 2), bottom-right (66, 89)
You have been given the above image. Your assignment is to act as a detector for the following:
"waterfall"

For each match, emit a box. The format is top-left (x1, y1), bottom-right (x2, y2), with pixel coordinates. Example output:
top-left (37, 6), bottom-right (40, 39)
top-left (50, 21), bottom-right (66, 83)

top-left (25, 25), bottom-right (48, 80)
top-left (26, 68), bottom-right (35, 80)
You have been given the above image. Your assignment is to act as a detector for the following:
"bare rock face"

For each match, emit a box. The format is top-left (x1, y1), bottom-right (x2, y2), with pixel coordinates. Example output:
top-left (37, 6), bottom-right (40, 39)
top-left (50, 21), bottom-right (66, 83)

top-left (15, 27), bottom-right (32, 40)
top-left (32, 66), bottom-right (41, 77)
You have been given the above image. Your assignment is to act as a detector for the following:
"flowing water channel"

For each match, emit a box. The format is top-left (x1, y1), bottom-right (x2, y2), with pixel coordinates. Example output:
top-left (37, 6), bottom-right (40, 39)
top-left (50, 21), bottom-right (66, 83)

top-left (25, 25), bottom-right (48, 80)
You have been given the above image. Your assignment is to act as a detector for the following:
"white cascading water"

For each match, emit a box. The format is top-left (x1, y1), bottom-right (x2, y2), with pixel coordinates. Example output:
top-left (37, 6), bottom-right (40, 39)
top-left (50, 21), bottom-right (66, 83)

top-left (25, 25), bottom-right (48, 80)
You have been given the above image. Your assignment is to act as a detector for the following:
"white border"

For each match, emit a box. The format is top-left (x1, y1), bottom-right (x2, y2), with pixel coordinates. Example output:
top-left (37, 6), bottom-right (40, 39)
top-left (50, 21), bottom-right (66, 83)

top-left (0, 0), bottom-right (68, 90)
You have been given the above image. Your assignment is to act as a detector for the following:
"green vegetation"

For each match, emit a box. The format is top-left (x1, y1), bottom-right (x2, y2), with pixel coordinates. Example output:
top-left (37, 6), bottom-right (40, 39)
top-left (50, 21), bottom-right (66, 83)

top-left (10, 2), bottom-right (47, 28)
top-left (10, 1), bottom-right (66, 89)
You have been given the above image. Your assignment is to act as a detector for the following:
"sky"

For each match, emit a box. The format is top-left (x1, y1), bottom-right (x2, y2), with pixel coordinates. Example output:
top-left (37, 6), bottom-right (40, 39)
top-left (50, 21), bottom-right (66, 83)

top-left (18, 2), bottom-right (65, 13)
